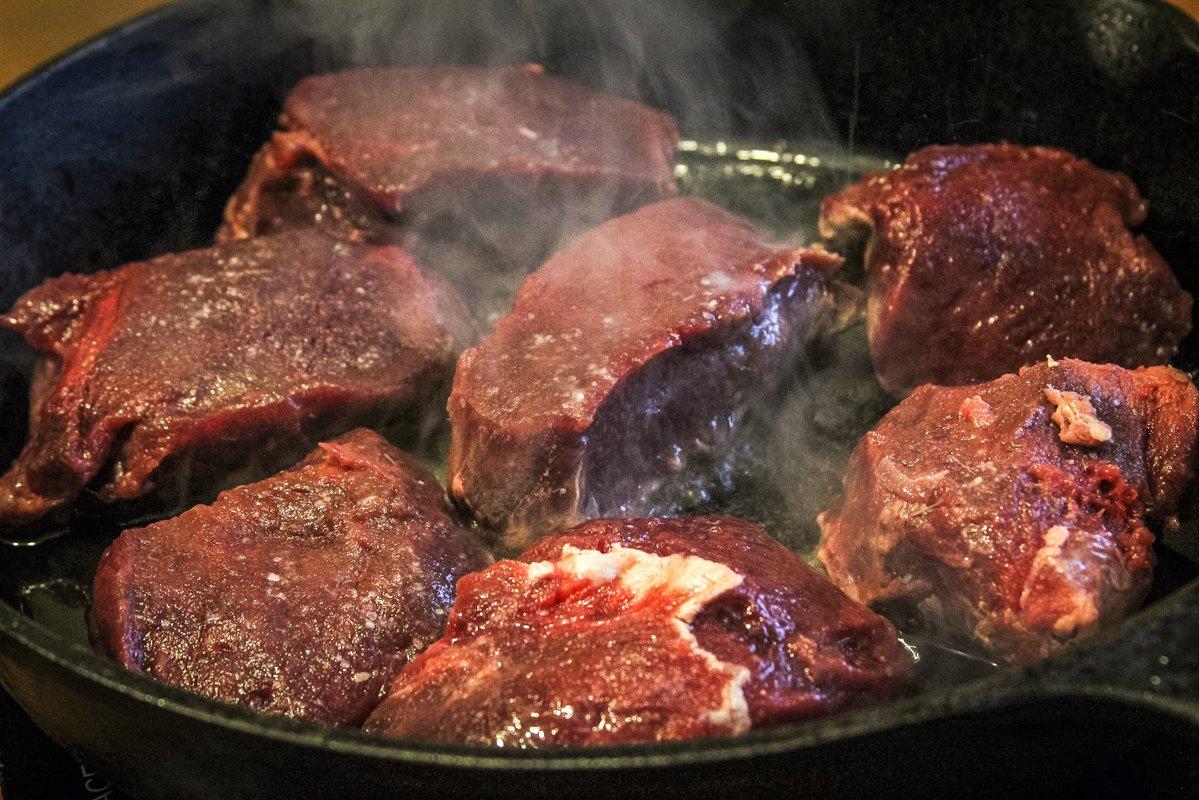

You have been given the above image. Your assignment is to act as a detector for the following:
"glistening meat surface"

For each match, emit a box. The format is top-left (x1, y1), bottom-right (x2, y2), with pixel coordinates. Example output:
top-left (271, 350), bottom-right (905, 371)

top-left (821, 143), bottom-right (1192, 394)
top-left (818, 358), bottom-right (1199, 665)
top-left (364, 516), bottom-right (911, 746)
top-left (0, 230), bottom-right (469, 529)
top-left (448, 197), bottom-right (842, 550)
top-left (91, 429), bottom-right (489, 726)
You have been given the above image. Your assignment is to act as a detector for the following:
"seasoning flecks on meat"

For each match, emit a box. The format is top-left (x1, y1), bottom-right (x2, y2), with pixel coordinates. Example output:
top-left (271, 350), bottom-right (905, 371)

top-left (820, 143), bottom-right (1192, 394)
top-left (364, 516), bottom-right (911, 746)
top-left (91, 429), bottom-right (489, 726)
top-left (818, 358), bottom-right (1199, 665)
top-left (448, 198), bottom-right (842, 551)
top-left (0, 230), bottom-right (470, 529)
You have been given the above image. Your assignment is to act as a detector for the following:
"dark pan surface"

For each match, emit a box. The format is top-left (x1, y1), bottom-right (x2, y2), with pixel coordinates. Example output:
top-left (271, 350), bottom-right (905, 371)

top-left (1, 1), bottom-right (1199, 798)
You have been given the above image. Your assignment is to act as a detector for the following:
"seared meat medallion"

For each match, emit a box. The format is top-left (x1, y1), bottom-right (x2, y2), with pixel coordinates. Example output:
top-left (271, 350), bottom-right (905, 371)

top-left (91, 429), bottom-right (489, 726)
top-left (364, 516), bottom-right (911, 746)
top-left (0, 230), bottom-right (469, 528)
top-left (818, 358), bottom-right (1199, 664)
top-left (448, 197), bottom-right (842, 551)
top-left (821, 143), bottom-right (1192, 395)
top-left (219, 63), bottom-right (678, 249)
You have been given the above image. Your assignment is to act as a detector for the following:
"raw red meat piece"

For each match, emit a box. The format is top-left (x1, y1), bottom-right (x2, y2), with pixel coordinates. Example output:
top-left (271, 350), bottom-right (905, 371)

top-left (818, 358), bottom-right (1199, 665)
top-left (820, 143), bottom-right (1192, 395)
top-left (364, 516), bottom-right (911, 746)
top-left (0, 230), bottom-right (470, 529)
top-left (218, 64), bottom-right (678, 245)
top-left (448, 198), bottom-right (842, 551)
top-left (91, 429), bottom-right (490, 726)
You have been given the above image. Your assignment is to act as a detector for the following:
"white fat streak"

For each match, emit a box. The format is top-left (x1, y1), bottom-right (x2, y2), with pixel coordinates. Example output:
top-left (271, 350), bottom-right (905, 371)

top-left (673, 618), bottom-right (752, 731)
top-left (525, 544), bottom-right (751, 733)
top-left (547, 544), bottom-right (741, 622)
top-left (1021, 525), bottom-right (1100, 637)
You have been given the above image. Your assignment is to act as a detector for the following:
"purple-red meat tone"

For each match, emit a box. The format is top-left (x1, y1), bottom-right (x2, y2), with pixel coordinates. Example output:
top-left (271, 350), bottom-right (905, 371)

top-left (91, 429), bottom-right (490, 726)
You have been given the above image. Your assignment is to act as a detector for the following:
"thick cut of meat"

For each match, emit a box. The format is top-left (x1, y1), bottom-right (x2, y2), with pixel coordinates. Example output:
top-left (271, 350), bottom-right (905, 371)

top-left (820, 143), bottom-right (1192, 395)
top-left (364, 516), bottom-right (911, 746)
top-left (218, 63), bottom-right (678, 246)
top-left (91, 429), bottom-right (490, 726)
top-left (447, 198), bottom-right (842, 551)
top-left (0, 230), bottom-right (470, 529)
top-left (818, 358), bottom-right (1199, 665)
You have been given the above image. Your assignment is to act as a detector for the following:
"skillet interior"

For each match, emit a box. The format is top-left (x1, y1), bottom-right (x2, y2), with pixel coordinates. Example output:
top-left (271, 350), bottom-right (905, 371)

top-left (0, 1), bottom-right (1198, 798)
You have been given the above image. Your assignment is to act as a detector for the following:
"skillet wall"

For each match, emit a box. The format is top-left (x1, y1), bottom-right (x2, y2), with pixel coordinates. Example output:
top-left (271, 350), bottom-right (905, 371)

top-left (0, 1), bottom-right (1197, 799)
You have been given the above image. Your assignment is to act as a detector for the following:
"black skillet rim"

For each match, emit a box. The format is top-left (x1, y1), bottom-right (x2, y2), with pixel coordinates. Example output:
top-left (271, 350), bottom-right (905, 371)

top-left (0, 0), bottom-right (1198, 771)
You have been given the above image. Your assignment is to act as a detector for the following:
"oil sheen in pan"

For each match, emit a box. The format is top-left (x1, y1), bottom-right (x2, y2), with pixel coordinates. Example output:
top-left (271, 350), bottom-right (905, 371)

top-left (1, 139), bottom-right (1195, 696)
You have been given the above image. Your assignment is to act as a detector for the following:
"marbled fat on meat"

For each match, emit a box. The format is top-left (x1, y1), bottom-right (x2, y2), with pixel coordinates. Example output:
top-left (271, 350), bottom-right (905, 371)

top-left (448, 198), bottom-right (842, 550)
top-left (91, 429), bottom-right (490, 726)
top-left (818, 358), bottom-right (1199, 665)
top-left (0, 230), bottom-right (470, 528)
top-left (821, 143), bottom-right (1192, 394)
top-left (364, 516), bottom-right (911, 745)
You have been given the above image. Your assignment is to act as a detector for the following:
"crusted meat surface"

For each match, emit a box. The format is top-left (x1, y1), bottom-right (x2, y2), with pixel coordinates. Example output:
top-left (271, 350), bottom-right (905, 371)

top-left (364, 516), bottom-right (911, 746)
top-left (0, 230), bottom-right (469, 528)
top-left (818, 358), bottom-right (1199, 664)
top-left (91, 429), bottom-right (489, 726)
top-left (821, 143), bottom-right (1192, 395)
top-left (218, 64), bottom-right (678, 245)
top-left (448, 198), bottom-right (841, 551)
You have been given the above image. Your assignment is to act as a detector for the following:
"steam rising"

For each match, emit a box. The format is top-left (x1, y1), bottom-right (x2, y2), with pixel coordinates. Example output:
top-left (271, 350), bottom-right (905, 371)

top-left (236, 0), bottom-right (899, 624)
top-left (258, 0), bottom-right (844, 328)
top-left (280, 0), bottom-right (836, 140)
top-left (1, 0), bottom-right (998, 690)
top-left (7, 0), bottom-right (866, 566)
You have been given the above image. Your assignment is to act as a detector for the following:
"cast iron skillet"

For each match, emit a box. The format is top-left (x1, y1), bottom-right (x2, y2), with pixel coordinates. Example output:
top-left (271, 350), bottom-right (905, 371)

top-left (1, 1), bottom-right (1199, 798)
